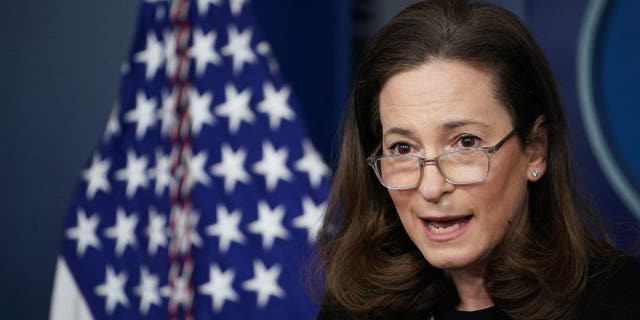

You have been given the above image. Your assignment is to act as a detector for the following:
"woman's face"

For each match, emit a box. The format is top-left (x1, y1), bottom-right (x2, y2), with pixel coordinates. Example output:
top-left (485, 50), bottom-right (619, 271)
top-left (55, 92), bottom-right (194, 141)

top-left (378, 60), bottom-right (532, 272)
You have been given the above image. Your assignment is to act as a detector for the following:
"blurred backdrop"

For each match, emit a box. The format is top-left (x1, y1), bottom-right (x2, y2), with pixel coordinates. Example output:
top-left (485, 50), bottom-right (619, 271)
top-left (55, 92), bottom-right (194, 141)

top-left (1, 0), bottom-right (638, 318)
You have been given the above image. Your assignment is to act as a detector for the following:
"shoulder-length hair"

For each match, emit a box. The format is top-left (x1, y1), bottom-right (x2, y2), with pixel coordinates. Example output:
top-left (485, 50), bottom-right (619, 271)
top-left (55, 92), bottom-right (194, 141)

top-left (316, 0), bottom-right (621, 319)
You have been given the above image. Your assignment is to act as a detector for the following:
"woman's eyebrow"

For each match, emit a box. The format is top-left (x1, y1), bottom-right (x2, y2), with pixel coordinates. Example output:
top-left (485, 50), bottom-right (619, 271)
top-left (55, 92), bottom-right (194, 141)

top-left (441, 119), bottom-right (489, 130)
top-left (382, 120), bottom-right (489, 140)
top-left (383, 127), bottom-right (415, 139)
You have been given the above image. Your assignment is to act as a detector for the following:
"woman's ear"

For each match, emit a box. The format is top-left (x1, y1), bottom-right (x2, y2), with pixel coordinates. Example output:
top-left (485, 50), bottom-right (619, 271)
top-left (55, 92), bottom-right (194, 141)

top-left (526, 115), bottom-right (548, 182)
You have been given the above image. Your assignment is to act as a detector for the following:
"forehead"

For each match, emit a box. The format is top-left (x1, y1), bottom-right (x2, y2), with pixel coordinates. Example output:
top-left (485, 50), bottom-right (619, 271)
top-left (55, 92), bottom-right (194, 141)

top-left (378, 60), bottom-right (511, 132)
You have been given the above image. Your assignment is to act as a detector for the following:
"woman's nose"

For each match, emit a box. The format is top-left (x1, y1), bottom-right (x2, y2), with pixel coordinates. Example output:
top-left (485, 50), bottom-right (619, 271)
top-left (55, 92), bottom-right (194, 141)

top-left (417, 163), bottom-right (455, 203)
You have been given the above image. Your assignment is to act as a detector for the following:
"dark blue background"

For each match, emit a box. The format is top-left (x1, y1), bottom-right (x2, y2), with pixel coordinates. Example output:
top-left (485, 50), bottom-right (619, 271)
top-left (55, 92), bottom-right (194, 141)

top-left (1, 0), bottom-right (637, 319)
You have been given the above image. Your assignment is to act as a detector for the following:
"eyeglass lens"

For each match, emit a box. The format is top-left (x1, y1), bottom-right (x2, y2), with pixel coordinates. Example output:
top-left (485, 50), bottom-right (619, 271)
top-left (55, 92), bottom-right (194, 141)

top-left (377, 150), bottom-right (489, 187)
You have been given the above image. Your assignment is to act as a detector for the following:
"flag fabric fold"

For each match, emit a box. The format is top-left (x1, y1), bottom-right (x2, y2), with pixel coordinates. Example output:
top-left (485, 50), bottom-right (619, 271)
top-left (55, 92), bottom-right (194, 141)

top-left (50, 0), bottom-right (330, 318)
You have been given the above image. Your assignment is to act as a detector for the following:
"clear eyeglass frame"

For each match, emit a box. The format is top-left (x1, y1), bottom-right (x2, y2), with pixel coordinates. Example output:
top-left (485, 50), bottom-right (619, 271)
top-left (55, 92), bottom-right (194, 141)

top-left (366, 129), bottom-right (518, 189)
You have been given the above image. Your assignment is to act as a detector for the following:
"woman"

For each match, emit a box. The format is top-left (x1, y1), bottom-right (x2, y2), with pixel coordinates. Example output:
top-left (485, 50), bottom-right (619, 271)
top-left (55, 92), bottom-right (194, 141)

top-left (316, 1), bottom-right (640, 319)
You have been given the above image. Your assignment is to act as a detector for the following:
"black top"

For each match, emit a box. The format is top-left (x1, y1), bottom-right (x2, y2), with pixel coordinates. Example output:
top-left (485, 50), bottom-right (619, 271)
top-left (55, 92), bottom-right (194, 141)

top-left (578, 257), bottom-right (640, 320)
top-left (317, 258), bottom-right (640, 320)
top-left (436, 306), bottom-right (510, 320)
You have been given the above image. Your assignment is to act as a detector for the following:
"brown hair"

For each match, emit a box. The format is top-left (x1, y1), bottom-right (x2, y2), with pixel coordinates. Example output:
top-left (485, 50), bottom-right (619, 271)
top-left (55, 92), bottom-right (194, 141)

top-left (316, 0), bottom-right (622, 319)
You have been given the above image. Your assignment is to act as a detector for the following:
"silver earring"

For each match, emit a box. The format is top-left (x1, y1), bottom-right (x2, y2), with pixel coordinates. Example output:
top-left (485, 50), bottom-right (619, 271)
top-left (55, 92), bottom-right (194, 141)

top-left (532, 169), bottom-right (539, 177)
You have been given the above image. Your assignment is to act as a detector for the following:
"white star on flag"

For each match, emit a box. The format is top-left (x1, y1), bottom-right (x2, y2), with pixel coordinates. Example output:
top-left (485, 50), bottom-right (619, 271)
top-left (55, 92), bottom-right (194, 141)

top-left (191, 28), bottom-right (222, 76)
top-left (221, 25), bottom-right (256, 74)
top-left (252, 141), bottom-right (293, 191)
top-left (183, 149), bottom-right (211, 192)
top-left (65, 208), bottom-right (101, 257)
top-left (104, 208), bottom-right (139, 256)
top-left (295, 140), bottom-right (330, 187)
top-left (163, 30), bottom-right (178, 78)
top-left (248, 201), bottom-right (289, 250)
top-left (82, 153), bottom-right (111, 199)
top-left (115, 150), bottom-right (150, 198)
top-left (210, 144), bottom-right (250, 193)
top-left (229, 0), bottom-right (247, 16)
top-left (167, 263), bottom-right (194, 310)
top-left (256, 41), bottom-right (279, 73)
top-left (292, 197), bottom-right (326, 243)
top-left (215, 83), bottom-right (255, 134)
top-left (242, 260), bottom-right (285, 308)
top-left (196, 0), bottom-right (222, 16)
top-left (134, 32), bottom-right (164, 80)
top-left (103, 104), bottom-right (121, 141)
top-left (158, 88), bottom-right (178, 137)
top-left (146, 207), bottom-right (168, 256)
top-left (124, 92), bottom-right (158, 140)
top-left (134, 267), bottom-right (163, 315)
top-left (155, 5), bottom-right (165, 21)
top-left (199, 264), bottom-right (239, 312)
top-left (170, 206), bottom-right (203, 255)
top-left (257, 82), bottom-right (295, 130)
top-left (206, 204), bottom-right (246, 253)
top-left (188, 88), bottom-right (215, 135)
top-left (94, 265), bottom-right (129, 314)
top-left (148, 148), bottom-right (173, 196)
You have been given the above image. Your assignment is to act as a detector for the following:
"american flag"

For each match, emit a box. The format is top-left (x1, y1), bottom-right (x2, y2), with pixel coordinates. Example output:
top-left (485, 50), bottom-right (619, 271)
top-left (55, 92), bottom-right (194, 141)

top-left (49, 0), bottom-right (330, 319)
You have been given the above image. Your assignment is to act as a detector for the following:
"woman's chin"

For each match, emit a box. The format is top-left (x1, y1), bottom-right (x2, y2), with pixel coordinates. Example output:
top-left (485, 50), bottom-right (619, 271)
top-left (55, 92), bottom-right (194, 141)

top-left (422, 250), bottom-right (480, 271)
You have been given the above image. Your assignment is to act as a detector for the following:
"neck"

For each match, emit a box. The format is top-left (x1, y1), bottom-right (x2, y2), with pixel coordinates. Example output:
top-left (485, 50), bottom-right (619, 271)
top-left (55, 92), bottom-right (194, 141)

top-left (449, 267), bottom-right (494, 311)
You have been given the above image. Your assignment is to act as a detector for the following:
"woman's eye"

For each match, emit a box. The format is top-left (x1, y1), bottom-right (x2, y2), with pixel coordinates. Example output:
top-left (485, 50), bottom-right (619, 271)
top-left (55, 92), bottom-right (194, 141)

top-left (458, 135), bottom-right (480, 148)
top-left (389, 143), bottom-right (412, 154)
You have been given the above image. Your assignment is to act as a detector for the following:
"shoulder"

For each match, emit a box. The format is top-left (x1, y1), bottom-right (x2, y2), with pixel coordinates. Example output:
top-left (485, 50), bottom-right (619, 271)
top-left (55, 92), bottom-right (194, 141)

top-left (578, 257), bottom-right (640, 320)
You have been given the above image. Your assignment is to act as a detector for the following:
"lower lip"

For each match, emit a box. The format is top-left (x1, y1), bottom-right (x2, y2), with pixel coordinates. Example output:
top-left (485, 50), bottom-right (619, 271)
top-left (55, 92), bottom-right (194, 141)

top-left (421, 217), bottom-right (472, 242)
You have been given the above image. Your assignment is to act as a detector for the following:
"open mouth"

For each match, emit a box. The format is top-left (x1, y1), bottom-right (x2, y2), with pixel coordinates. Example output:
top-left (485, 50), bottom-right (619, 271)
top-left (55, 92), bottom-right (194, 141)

top-left (422, 215), bottom-right (473, 234)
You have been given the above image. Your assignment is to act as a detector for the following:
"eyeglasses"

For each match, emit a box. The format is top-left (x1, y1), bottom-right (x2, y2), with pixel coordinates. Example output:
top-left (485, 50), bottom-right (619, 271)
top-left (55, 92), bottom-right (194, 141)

top-left (367, 129), bottom-right (517, 189)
